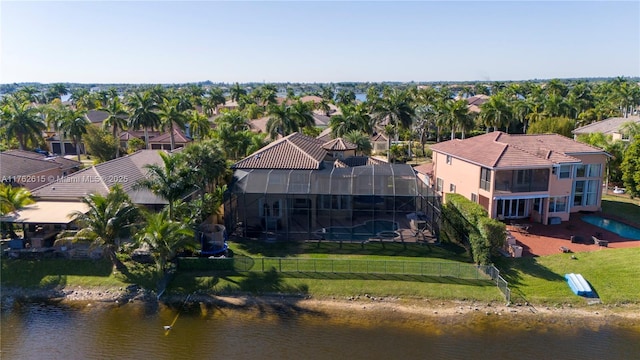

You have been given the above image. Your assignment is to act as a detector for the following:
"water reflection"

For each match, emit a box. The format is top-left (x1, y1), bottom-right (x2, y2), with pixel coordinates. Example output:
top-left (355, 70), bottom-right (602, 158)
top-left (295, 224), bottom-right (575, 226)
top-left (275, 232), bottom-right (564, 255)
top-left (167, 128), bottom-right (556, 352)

top-left (2, 300), bottom-right (639, 360)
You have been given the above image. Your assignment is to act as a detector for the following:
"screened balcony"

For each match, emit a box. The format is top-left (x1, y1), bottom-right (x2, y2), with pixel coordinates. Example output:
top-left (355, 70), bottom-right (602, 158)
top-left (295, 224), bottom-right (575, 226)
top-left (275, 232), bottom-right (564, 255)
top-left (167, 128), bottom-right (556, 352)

top-left (494, 168), bottom-right (550, 194)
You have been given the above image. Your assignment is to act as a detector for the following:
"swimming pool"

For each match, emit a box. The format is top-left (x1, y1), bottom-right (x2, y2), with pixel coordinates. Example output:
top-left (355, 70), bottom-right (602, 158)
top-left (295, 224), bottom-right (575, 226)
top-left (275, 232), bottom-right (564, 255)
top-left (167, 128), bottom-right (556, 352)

top-left (581, 215), bottom-right (640, 240)
top-left (316, 220), bottom-right (399, 241)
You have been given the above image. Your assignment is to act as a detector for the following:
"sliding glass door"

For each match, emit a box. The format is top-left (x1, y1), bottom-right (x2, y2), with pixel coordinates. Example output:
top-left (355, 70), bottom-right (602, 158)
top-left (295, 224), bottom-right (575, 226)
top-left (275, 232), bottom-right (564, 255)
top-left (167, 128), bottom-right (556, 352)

top-left (496, 198), bottom-right (530, 219)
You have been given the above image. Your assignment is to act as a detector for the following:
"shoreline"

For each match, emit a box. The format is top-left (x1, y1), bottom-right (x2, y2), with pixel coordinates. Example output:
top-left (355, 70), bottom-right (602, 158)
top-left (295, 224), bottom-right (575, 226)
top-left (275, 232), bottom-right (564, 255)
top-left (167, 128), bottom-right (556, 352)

top-left (2, 286), bottom-right (640, 325)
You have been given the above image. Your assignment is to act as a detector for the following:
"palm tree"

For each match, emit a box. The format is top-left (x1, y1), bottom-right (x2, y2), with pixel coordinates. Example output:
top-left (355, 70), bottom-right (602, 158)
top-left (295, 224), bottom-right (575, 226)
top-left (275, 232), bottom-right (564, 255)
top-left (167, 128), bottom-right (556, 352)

top-left (180, 140), bottom-right (227, 194)
top-left (266, 103), bottom-right (296, 138)
top-left (135, 151), bottom-right (193, 220)
top-left (343, 130), bottom-right (372, 155)
top-left (0, 98), bottom-right (46, 150)
top-left (47, 83), bottom-right (69, 102)
top-left (65, 184), bottom-right (140, 271)
top-left (0, 184), bottom-right (34, 237)
top-left (42, 103), bottom-right (68, 155)
top-left (289, 100), bottom-right (315, 129)
top-left (0, 184), bottom-right (34, 215)
top-left (101, 97), bottom-right (129, 157)
top-left (439, 99), bottom-right (472, 139)
top-left (157, 98), bottom-right (188, 151)
top-left (230, 83), bottom-right (247, 103)
top-left (329, 103), bottom-right (373, 138)
top-left (335, 89), bottom-right (356, 106)
top-left (136, 209), bottom-right (196, 275)
top-left (480, 94), bottom-right (511, 132)
top-left (202, 88), bottom-right (226, 117)
top-left (372, 89), bottom-right (415, 161)
top-left (188, 110), bottom-right (212, 141)
top-left (126, 91), bottom-right (160, 149)
top-left (61, 109), bottom-right (89, 161)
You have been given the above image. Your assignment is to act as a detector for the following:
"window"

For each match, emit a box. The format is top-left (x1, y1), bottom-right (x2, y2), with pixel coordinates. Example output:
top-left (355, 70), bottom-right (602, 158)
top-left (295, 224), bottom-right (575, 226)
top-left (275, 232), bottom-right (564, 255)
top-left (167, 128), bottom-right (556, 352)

top-left (515, 170), bottom-right (531, 185)
top-left (573, 180), bottom-right (584, 206)
top-left (436, 178), bottom-right (443, 192)
top-left (573, 179), bottom-right (600, 207)
top-left (575, 165), bottom-right (586, 178)
top-left (587, 164), bottom-right (601, 177)
top-left (559, 165), bottom-right (572, 179)
top-left (621, 132), bottom-right (631, 141)
top-left (471, 193), bottom-right (478, 203)
top-left (480, 167), bottom-right (491, 191)
top-left (449, 183), bottom-right (456, 193)
top-left (534, 198), bottom-right (542, 213)
top-left (446, 155), bottom-right (452, 165)
top-left (549, 196), bottom-right (568, 213)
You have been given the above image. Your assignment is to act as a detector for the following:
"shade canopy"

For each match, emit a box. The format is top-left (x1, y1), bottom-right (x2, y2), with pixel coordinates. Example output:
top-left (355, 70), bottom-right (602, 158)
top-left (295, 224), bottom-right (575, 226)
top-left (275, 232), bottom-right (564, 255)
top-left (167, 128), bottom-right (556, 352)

top-left (0, 201), bottom-right (89, 224)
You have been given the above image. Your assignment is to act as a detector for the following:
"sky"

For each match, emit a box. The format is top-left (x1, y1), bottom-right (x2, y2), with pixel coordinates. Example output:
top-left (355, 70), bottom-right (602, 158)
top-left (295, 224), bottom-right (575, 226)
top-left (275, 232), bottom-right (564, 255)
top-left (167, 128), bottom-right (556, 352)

top-left (1, 1), bottom-right (639, 84)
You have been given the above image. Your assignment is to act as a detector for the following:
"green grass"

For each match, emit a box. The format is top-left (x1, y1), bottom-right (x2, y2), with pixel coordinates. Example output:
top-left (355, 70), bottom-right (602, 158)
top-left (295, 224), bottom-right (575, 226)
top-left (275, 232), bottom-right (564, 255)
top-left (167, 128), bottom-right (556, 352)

top-left (495, 247), bottom-right (640, 305)
top-left (1, 258), bottom-right (124, 288)
top-left (1, 258), bottom-right (162, 290)
top-left (602, 194), bottom-right (640, 224)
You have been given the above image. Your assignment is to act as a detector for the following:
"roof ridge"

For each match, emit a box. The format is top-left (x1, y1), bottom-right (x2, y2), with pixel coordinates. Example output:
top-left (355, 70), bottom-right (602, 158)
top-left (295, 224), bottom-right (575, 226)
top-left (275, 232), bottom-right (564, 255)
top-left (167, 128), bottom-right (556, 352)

top-left (288, 134), bottom-right (322, 167)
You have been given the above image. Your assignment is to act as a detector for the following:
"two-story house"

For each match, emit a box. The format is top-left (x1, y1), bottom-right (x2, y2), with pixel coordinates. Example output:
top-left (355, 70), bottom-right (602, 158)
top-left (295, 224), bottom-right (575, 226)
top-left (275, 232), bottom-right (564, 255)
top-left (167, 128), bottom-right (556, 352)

top-left (429, 132), bottom-right (609, 225)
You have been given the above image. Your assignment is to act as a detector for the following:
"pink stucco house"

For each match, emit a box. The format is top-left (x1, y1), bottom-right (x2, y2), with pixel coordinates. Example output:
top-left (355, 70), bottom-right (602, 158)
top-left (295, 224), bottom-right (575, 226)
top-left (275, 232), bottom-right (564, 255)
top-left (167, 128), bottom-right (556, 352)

top-left (429, 132), bottom-right (609, 225)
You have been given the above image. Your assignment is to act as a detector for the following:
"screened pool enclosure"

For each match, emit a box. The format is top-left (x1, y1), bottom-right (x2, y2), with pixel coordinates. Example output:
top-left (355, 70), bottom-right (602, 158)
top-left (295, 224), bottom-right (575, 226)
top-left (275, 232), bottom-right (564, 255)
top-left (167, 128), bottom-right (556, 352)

top-left (224, 164), bottom-right (441, 242)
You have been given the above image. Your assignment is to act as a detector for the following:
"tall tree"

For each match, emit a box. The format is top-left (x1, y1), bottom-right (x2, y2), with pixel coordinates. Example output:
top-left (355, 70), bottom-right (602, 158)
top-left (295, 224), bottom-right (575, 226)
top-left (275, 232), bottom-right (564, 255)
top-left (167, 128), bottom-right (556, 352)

top-left (0, 98), bottom-right (46, 150)
top-left (621, 135), bottom-right (640, 197)
top-left (101, 97), bottom-right (129, 157)
top-left (157, 98), bottom-right (187, 151)
top-left (188, 110), bottom-right (212, 141)
top-left (343, 130), bottom-right (372, 155)
top-left (230, 83), bottom-right (247, 103)
top-left (372, 89), bottom-right (415, 160)
top-left (126, 91), bottom-right (160, 149)
top-left (202, 88), bottom-right (226, 117)
top-left (65, 184), bottom-right (140, 271)
top-left (135, 151), bottom-right (194, 220)
top-left (61, 109), bottom-right (89, 161)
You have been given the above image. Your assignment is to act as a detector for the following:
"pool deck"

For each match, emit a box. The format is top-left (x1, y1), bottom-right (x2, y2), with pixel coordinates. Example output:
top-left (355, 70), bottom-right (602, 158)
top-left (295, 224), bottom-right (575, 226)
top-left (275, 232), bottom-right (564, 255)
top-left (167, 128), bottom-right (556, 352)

top-left (506, 212), bottom-right (640, 257)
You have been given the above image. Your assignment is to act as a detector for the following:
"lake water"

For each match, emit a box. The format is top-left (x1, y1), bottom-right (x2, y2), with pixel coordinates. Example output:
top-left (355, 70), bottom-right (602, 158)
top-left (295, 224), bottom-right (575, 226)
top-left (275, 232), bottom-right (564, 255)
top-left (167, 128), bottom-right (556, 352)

top-left (2, 300), bottom-right (639, 359)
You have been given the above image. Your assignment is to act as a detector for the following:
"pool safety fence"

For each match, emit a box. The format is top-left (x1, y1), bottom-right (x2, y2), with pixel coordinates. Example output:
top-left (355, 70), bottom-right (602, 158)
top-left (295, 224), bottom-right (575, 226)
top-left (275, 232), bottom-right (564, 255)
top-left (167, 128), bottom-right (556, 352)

top-left (179, 257), bottom-right (506, 284)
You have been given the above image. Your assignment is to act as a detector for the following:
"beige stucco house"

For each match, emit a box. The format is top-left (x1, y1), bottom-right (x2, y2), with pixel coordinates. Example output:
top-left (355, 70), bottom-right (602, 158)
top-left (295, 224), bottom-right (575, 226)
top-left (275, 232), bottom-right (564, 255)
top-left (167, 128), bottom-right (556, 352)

top-left (429, 132), bottom-right (609, 225)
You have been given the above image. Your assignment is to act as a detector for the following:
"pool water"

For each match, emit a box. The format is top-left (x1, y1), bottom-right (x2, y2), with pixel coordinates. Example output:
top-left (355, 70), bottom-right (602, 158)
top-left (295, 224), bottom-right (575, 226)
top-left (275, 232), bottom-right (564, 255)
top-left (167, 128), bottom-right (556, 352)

top-left (317, 220), bottom-right (399, 241)
top-left (581, 215), bottom-right (640, 240)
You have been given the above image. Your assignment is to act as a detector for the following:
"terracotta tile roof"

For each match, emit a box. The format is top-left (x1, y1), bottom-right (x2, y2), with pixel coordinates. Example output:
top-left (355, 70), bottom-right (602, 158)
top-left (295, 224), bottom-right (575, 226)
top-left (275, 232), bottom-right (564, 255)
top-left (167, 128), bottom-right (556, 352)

top-left (32, 150), bottom-right (168, 205)
top-left (430, 132), bottom-right (607, 169)
top-left (249, 116), bottom-right (270, 134)
top-left (299, 95), bottom-right (323, 103)
top-left (313, 113), bottom-right (331, 127)
top-left (413, 162), bottom-right (433, 176)
top-left (466, 94), bottom-right (490, 106)
top-left (371, 133), bottom-right (388, 142)
top-left (148, 128), bottom-right (191, 144)
top-left (316, 127), bottom-right (333, 142)
top-left (1, 152), bottom-right (59, 178)
top-left (2, 150), bottom-right (81, 172)
top-left (572, 116), bottom-right (640, 135)
top-left (232, 132), bottom-right (328, 170)
top-left (86, 110), bottom-right (110, 124)
top-left (322, 138), bottom-right (357, 151)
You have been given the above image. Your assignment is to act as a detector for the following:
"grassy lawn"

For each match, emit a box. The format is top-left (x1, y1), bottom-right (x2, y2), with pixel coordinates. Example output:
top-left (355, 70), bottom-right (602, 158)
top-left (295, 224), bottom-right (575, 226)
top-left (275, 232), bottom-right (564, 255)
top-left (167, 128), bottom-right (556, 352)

top-left (1, 258), bottom-right (161, 290)
top-left (601, 194), bottom-right (640, 224)
top-left (495, 247), bottom-right (640, 305)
